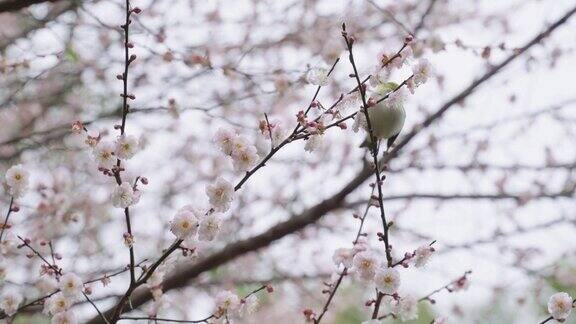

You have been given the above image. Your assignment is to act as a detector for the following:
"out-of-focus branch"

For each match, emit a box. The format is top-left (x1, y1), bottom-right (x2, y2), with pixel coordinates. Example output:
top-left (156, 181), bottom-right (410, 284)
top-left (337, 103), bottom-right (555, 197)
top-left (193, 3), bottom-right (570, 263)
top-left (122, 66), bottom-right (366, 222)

top-left (0, 2), bottom-right (76, 50)
top-left (0, 0), bottom-right (64, 13)
top-left (344, 189), bottom-right (576, 206)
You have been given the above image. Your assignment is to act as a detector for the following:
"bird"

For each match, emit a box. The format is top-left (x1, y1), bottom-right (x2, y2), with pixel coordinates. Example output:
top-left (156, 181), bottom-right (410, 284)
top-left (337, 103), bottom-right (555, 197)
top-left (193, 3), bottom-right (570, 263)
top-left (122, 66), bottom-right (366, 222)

top-left (359, 83), bottom-right (406, 151)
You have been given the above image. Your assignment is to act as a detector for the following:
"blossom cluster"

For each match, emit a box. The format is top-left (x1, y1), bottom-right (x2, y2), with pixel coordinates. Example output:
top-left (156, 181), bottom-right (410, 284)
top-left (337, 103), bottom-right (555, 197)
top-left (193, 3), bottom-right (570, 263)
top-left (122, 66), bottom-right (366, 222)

top-left (91, 135), bottom-right (139, 170)
top-left (332, 240), bottom-right (436, 322)
top-left (41, 273), bottom-right (84, 324)
top-left (0, 272), bottom-right (84, 324)
top-left (214, 128), bottom-right (260, 172)
top-left (214, 290), bottom-right (259, 319)
top-left (170, 205), bottom-right (221, 242)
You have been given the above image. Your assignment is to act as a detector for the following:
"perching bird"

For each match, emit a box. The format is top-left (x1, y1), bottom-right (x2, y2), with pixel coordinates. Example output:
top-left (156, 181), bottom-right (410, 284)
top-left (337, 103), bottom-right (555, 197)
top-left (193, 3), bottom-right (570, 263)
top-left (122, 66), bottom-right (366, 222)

top-left (359, 85), bottom-right (406, 151)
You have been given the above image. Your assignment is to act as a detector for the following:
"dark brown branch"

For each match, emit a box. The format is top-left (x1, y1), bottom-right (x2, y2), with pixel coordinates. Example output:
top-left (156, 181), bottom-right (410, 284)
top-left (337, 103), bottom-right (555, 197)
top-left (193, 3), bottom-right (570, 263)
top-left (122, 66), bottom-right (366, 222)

top-left (0, 0), bottom-right (62, 13)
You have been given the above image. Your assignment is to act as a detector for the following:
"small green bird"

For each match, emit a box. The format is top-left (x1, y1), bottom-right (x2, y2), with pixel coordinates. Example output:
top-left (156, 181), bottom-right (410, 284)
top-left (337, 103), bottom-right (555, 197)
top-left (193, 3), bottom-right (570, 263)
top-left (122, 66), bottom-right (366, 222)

top-left (359, 82), bottom-right (406, 150)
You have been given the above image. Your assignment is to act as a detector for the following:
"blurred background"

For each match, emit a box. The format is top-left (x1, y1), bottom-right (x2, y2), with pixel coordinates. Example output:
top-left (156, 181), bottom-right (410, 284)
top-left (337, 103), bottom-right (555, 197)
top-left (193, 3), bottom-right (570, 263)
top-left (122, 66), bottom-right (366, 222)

top-left (1, 0), bottom-right (576, 323)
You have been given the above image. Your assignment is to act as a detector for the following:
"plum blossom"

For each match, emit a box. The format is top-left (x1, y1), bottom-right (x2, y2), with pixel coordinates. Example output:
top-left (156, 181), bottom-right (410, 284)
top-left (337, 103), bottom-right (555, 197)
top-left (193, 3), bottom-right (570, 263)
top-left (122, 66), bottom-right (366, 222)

top-left (215, 290), bottom-right (241, 318)
top-left (352, 251), bottom-right (380, 281)
top-left (230, 135), bottom-right (251, 156)
top-left (306, 66), bottom-right (329, 86)
top-left (214, 128), bottom-right (236, 155)
top-left (5, 164), bottom-right (29, 197)
top-left (44, 292), bottom-right (72, 315)
top-left (352, 110), bottom-right (367, 133)
top-left (270, 123), bottom-right (286, 147)
top-left (0, 290), bottom-right (22, 316)
top-left (59, 273), bottom-right (83, 298)
top-left (206, 177), bottom-right (234, 212)
top-left (51, 310), bottom-right (77, 324)
top-left (374, 267), bottom-right (400, 294)
top-left (170, 207), bottom-right (199, 239)
top-left (548, 292), bottom-right (573, 321)
top-left (1, 232), bottom-right (17, 255)
top-left (232, 145), bottom-right (259, 172)
top-left (111, 182), bottom-right (141, 208)
top-left (353, 237), bottom-right (369, 254)
top-left (92, 141), bottom-right (115, 169)
top-left (392, 295), bottom-right (419, 322)
top-left (304, 134), bottom-right (323, 152)
top-left (337, 92), bottom-right (361, 113)
top-left (115, 135), bottom-right (139, 160)
top-left (198, 214), bottom-right (221, 241)
top-left (413, 245), bottom-right (434, 268)
top-left (410, 58), bottom-right (432, 92)
top-left (332, 248), bottom-right (354, 268)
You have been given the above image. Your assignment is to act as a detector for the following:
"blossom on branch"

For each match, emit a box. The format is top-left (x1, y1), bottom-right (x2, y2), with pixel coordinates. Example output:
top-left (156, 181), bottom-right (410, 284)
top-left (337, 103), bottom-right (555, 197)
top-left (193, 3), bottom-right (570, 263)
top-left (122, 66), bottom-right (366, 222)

top-left (206, 177), bottom-right (234, 212)
top-left (115, 135), bottom-right (139, 160)
top-left (374, 267), bottom-right (401, 294)
top-left (5, 164), bottom-right (29, 197)
top-left (170, 207), bottom-right (199, 239)
top-left (548, 292), bottom-right (573, 321)
top-left (59, 273), bottom-right (83, 298)
top-left (0, 290), bottom-right (22, 316)
top-left (111, 182), bottom-right (141, 208)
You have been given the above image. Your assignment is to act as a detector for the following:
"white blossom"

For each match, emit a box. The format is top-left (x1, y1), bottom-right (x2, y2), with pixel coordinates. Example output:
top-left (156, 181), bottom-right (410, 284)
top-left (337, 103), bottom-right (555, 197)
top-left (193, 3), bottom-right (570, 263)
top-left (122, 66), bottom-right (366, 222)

top-left (5, 164), bottom-right (29, 197)
top-left (384, 87), bottom-right (406, 108)
top-left (206, 177), bottom-right (234, 212)
top-left (353, 237), bottom-right (369, 254)
top-left (0, 232), bottom-right (16, 255)
top-left (51, 310), bottom-right (77, 324)
top-left (411, 58), bottom-right (432, 87)
top-left (352, 251), bottom-right (380, 281)
top-left (413, 246), bottom-right (434, 267)
top-left (548, 292), bottom-right (573, 321)
top-left (198, 214), bottom-right (221, 241)
top-left (232, 145), bottom-right (259, 172)
top-left (215, 290), bottom-right (241, 318)
top-left (306, 66), bottom-right (329, 86)
top-left (271, 123), bottom-right (286, 147)
top-left (392, 295), bottom-right (419, 322)
top-left (332, 248), bottom-right (354, 268)
top-left (111, 182), bottom-right (140, 209)
top-left (214, 128), bottom-right (236, 155)
top-left (337, 92), bottom-right (361, 113)
top-left (44, 292), bottom-right (72, 315)
top-left (230, 135), bottom-right (251, 157)
top-left (115, 135), bottom-right (139, 160)
top-left (170, 207), bottom-right (199, 240)
top-left (374, 267), bottom-right (400, 294)
top-left (304, 134), bottom-right (323, 152)
top-left (352, 110), bottom-right (367, 133)
top-left (0, 291), bottom-right (22, 316)
top-left (59, 273), bottom-right (83, 298)
top-left (92, 141), bottom-right (116, 169)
